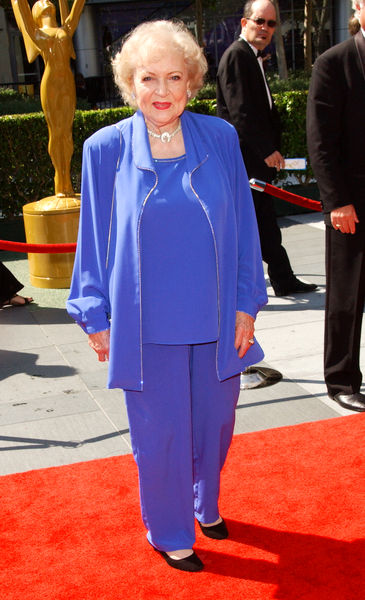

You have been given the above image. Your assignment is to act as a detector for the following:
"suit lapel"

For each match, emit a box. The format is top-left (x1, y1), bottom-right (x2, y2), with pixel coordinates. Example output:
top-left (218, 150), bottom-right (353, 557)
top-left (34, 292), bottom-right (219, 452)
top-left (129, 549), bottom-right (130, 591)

top-left (240, 39), bottom-right (273, 111)
top-left (354, 30), bottom-right (365, 81)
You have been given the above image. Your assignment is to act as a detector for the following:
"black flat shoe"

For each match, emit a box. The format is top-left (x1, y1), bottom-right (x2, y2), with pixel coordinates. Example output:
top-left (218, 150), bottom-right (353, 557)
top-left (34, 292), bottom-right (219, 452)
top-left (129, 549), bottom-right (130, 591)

top-left (198, 518), bottom-right (228, 540)
top-left (330, 392), bottom-right (365, 412)
top-left (156, 549), bottom-right (204, 572)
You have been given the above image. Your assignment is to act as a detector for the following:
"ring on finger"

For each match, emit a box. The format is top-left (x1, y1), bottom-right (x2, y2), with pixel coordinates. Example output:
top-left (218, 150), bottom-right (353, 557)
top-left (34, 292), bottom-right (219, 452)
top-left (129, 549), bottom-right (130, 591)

top-left (248, 338), bottom-right (255, 345)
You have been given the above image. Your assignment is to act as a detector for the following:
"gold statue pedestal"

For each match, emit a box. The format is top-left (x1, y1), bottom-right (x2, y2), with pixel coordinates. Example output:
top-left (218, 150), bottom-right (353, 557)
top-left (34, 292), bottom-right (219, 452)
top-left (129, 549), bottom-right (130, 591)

top-left (23, 195), bottom-right (80, 288)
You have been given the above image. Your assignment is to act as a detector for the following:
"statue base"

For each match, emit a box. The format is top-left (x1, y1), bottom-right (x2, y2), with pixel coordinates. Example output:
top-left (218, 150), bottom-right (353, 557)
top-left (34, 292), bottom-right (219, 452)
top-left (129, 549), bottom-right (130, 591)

top-left (23, 195), bottom-right (80, 289)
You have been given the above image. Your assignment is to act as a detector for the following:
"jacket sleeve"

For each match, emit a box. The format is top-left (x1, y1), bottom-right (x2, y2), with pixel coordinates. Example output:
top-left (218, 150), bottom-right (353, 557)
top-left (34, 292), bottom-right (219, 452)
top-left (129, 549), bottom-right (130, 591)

top-left (229, 129), bottom-right (268, 317)
top-left (217, 46), bottom-right (278, 162)
top-left (66, 130), bottom-right (120, 333)
top-left (307, 51), bottom-right (350, 212)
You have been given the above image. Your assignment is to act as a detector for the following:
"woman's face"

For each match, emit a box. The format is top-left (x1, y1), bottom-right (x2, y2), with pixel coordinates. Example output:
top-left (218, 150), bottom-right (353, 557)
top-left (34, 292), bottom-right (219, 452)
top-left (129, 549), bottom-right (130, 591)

top-left (132, 49), bottom-right (190, 129)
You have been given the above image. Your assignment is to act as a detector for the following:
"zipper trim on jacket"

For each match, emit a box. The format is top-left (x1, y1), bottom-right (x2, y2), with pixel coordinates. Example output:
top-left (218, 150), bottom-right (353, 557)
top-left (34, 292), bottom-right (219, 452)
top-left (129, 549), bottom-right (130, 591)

top-left (106, 126), bottom-right (123, 269)
top-left (136, 166), bottom-right (158, 387)
top-left (189, 155), bottom-right (221, 379)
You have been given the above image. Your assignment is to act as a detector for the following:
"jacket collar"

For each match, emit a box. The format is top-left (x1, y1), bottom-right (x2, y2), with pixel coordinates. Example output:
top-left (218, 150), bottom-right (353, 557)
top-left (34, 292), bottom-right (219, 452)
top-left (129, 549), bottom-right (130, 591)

top-left (239, 35), bottom-right (260, 57)
top-left (239, 37), bottom-right (256, 57)
top-left (131, 109), bottom-right (208, 173)
top-left (132, 110), bottom-right (155, 170)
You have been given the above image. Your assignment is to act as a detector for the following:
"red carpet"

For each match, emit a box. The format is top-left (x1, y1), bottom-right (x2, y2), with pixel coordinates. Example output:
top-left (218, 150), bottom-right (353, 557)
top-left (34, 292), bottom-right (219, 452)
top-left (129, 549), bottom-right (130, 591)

top-left (1, 415), bottom-right (364, 600)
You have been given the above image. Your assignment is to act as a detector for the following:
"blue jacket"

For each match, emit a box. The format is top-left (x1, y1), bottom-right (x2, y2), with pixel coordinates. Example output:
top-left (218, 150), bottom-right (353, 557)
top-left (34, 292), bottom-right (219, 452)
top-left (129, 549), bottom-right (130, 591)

top-left (67, 110), bottom-right (268, 390)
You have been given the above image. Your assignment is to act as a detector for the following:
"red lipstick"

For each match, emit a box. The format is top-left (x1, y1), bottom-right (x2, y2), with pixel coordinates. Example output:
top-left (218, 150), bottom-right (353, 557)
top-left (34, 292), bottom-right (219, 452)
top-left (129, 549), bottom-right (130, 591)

top-left (153, 102), bottom-right (172, 110)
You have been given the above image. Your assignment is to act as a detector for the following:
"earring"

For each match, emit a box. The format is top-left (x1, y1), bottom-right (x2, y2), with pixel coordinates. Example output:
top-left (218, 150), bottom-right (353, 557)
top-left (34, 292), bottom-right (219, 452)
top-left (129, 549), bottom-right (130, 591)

top-left (187, 89), bottom-right (192, 99)
top-left (131, 92), bottom-right (136, 100)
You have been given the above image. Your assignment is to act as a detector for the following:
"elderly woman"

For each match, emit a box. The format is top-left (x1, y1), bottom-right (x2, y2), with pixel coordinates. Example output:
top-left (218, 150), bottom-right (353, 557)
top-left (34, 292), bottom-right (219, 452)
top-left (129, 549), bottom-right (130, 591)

top-left (67, 20), bottom-right (267, 572)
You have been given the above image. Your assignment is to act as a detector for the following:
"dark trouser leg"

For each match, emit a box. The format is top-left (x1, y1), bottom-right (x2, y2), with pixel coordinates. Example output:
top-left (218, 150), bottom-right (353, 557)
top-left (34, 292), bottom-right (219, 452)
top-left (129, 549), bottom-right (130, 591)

top-left (0, 261), bottom-right (23, 304)
top-left (325, 226), bottom-right (365, 396)
top-left (251, 189), bottom-right (293, 285)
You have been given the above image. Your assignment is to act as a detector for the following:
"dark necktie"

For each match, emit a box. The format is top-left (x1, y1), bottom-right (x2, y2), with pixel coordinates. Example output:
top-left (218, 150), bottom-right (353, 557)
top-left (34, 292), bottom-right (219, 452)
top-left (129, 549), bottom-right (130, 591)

top-left (256, 49), bottom-right (263, 58)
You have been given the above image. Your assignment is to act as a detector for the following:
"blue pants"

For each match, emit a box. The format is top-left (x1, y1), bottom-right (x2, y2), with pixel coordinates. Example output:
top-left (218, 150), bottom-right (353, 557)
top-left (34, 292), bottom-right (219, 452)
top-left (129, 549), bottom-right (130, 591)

top-left (124, 342), bottom-right (240, 551)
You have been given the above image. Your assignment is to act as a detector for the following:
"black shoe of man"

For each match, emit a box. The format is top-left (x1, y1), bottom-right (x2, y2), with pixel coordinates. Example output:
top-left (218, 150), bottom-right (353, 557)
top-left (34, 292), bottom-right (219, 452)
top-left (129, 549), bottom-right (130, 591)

top-left (272, 277), bottom-right (318, 297)
top-left (330, 392), bottom-right (365, 412)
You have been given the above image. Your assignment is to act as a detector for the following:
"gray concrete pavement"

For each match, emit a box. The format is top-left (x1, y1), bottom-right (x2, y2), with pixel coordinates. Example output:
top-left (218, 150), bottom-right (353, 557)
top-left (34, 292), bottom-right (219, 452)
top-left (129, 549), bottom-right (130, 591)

top-left (1, 213), bottom-right (363, 476)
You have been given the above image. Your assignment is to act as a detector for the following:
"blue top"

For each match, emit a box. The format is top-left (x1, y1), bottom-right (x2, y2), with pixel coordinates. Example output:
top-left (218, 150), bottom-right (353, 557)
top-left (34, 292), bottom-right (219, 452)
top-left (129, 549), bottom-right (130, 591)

top-left (141, 155), bottom-right (218, 344)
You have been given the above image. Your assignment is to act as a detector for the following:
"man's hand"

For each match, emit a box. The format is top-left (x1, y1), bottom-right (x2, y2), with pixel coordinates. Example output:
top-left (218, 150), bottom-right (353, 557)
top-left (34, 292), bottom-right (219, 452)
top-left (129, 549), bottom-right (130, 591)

top-left (88, 329), bottom-right (110, 362)
top-left (235, 311), bottom-right (255, 359)
top-left (330, 204), bottom-right (359, 234)
top-left (264, 150), bottom-right (285, 171)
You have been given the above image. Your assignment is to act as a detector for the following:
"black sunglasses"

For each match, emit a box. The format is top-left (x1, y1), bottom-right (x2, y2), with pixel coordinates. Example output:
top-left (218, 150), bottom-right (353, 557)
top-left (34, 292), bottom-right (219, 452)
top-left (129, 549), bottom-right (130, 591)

top-left (247, 17), bottom-right (277, 28)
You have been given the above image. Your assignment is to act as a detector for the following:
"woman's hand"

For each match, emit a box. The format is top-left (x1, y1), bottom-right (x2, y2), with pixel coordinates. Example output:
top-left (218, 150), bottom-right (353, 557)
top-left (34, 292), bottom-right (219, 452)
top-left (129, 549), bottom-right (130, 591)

top-left (235, 311), bottom-right (255, 358)
top-left (88, 329), bottom-right (110, 362)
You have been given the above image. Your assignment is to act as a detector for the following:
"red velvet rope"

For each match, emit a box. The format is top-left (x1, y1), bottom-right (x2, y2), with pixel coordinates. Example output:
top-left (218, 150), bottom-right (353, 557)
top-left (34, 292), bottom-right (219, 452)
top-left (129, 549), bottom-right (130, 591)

top-left (0, 183), bottom-right (322, 254)
top-left (259, 181), bottom-right (322, 212)
top-left (0, 240), bottom-right (76, 253)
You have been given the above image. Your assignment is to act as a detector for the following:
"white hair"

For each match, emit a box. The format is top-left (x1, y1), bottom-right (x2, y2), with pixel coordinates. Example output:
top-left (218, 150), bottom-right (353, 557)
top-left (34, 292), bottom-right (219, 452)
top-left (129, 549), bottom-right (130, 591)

top-left (112, 20), bottom-right (207, 108)
top-left (352, 0), bottom-right (364, 21)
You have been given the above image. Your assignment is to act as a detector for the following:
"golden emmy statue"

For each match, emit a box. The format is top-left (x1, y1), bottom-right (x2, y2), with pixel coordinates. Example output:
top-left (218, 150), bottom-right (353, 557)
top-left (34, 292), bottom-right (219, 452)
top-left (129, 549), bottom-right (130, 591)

top-left (12, 0), bottom-right (85, 288)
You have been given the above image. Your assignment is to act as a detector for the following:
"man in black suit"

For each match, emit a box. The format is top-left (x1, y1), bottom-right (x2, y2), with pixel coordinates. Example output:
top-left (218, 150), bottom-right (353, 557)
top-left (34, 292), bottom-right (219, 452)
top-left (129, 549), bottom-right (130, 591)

top-left (307, 1), bottom-right (365, 412)
top-left (217, 0), bottom-right (317, 297)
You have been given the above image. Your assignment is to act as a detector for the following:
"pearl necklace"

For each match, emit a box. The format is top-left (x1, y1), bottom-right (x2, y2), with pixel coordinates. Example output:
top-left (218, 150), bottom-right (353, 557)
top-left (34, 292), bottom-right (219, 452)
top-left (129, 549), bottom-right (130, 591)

top-left (147, 122), bottom-right (181, 143)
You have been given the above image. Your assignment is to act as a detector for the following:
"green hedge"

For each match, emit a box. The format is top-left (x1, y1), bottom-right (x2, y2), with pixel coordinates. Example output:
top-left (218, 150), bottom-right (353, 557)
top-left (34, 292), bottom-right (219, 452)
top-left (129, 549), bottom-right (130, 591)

top-left (0, 87), bottom-right (91, 116)
top-left (0, 107), bottom-right (133, 218)
top-left (0, 93), bottom-right (308, 218)
top-left (0, 88), bottom-right (42, 115)
top-left (274, 90), bottom-right (310, 183)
